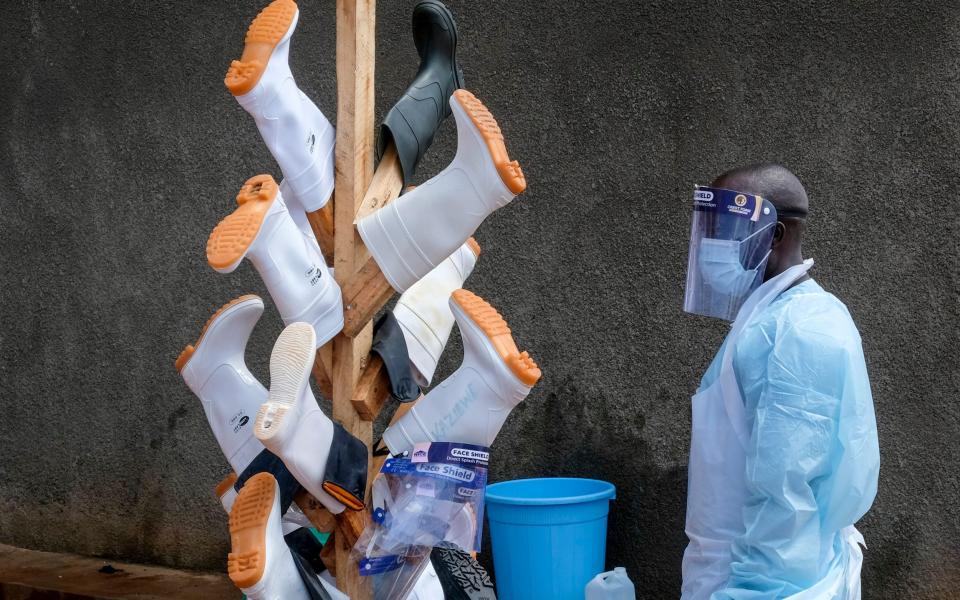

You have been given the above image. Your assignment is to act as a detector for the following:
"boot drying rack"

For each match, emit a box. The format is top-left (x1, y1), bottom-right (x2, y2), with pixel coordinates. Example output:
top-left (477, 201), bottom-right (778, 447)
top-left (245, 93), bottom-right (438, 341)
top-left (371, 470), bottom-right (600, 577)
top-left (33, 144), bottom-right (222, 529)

top-left (290, 1), bottom-right (420, 596)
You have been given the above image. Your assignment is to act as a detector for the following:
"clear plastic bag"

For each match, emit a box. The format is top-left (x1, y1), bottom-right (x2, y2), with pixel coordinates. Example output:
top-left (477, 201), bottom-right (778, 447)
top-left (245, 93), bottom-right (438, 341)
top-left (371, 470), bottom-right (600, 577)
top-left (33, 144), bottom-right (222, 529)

top-left (353, 442), bottom-right (489, 595)
top-left (372, 442), bottom-right (488, 553)
top-left (350, 537), bottom-right (432, 600)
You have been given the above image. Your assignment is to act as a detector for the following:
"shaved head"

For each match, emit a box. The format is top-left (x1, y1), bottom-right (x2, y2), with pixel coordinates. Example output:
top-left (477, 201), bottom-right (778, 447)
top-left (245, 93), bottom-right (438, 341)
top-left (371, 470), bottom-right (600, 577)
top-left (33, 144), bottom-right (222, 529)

top-left (711, 163), bottom-right (809, 219)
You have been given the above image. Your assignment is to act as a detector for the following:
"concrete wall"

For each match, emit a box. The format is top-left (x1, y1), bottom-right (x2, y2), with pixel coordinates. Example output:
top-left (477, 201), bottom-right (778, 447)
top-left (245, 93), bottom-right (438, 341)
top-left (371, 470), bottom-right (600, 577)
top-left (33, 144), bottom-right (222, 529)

top-left (1, 1), bottom-right (958, 597)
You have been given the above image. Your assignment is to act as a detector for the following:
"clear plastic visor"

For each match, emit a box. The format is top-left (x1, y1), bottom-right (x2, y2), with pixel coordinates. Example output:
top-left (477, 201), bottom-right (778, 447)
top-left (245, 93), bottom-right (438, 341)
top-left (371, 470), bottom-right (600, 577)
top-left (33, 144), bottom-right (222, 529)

top-left (683, 187), bottom-right (778, 321)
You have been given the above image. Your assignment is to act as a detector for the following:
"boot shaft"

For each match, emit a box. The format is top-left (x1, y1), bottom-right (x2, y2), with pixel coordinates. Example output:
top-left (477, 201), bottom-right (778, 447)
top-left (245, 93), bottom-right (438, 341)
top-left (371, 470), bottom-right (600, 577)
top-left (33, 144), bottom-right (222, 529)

top-left (395, 240), bottom-right (480, 385)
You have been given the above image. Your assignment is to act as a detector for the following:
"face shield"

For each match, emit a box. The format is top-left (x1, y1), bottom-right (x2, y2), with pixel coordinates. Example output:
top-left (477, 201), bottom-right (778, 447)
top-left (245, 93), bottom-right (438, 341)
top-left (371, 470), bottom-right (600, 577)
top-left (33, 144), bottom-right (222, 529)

top-left (683, 186), bottom-right (778, 321)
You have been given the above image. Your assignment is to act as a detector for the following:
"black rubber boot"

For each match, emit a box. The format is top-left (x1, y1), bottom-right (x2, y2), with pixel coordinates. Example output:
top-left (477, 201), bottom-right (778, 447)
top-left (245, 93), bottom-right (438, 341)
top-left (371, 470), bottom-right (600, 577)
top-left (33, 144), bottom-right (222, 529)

top-left (378, 0), bottom-right (464, 184)
top-left (290, 551), bottom-right (334, 600)
top-left (235, 449), bottom-right (302, 514)
top-left (320, 421), bottom-right (369, 511)
top-left (372, 311), bottom-right (421, 402)
top-left (431, 546), bottom-right (497, 599)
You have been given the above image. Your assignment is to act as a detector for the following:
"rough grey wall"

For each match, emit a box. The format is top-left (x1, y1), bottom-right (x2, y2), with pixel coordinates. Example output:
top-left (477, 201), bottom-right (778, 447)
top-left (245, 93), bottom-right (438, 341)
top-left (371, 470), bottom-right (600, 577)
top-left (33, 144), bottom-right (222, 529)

top-left (1, 0), bottom-right (958, 597)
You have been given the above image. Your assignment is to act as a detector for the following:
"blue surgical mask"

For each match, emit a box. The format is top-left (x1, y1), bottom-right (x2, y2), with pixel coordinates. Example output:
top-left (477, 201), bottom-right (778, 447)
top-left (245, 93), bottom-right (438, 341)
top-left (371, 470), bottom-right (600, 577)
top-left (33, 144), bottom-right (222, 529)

top-left (697, 224), bottom-right (773, 297)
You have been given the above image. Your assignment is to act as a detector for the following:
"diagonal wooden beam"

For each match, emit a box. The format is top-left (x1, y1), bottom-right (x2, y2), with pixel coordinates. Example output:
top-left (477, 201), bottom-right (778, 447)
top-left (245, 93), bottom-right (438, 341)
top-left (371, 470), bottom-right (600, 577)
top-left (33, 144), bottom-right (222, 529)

top-left (342, 254), bottom-right (396, 338)
top-left (294, 489), bottom-right (337, 533)
top-left (338, 142), bottom-right (404, 336)
top-left (355, 143), bottom-right (404, 223)
top-left (352, 353), bottom-right (391, 420)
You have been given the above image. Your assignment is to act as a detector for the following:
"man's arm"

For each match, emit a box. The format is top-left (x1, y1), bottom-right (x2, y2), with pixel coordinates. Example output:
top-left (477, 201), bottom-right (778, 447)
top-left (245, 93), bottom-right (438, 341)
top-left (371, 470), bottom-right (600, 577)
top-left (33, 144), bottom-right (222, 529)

top-left (711, 328), bottom-right (846, 599)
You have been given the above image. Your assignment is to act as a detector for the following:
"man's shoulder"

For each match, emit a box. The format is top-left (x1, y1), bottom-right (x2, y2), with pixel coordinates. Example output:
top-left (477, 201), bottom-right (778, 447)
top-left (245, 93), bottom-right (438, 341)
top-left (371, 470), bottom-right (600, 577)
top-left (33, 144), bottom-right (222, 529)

top-left (773, 285), bottom-right (861, 348)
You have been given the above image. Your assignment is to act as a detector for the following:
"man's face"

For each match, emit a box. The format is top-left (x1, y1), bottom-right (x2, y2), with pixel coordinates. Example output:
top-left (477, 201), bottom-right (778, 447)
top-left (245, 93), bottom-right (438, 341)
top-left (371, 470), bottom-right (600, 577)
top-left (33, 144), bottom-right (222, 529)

top-left (709, 173), bottom-right (781, 282)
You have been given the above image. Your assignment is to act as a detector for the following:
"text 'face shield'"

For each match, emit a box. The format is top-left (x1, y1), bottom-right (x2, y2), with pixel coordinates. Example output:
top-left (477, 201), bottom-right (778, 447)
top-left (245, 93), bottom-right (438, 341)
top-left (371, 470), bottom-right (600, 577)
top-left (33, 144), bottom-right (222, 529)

top-left (684, 186), bottom-right (778, 321)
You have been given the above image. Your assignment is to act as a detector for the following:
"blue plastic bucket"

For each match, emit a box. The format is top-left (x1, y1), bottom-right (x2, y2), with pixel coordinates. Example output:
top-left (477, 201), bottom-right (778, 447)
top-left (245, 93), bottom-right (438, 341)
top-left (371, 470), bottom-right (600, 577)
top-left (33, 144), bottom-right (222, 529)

top-left (485, 478), bottom-right (616, 600)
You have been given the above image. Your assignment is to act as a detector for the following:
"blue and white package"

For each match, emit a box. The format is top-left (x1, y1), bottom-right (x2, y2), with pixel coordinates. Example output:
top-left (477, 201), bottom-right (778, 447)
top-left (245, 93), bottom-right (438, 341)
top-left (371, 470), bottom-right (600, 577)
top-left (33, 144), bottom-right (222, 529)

top-left (350, 540), bottom-right (432, 598)
top-left (373, 442), bottom-right (489, 553)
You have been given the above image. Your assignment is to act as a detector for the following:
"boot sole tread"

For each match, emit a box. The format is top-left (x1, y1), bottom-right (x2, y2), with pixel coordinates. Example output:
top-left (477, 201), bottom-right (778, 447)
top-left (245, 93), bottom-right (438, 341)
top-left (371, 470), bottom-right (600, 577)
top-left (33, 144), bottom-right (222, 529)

top-left (255, 322), bottom-right (315, 441)
top-left (224, 0), bottom-right (298, 96)
top-left (206, 175), bottom-right (279, 271)
top-left (453, 89), bottom-right (526, 195)
top-left (227, 472), bottom-right (276, 589)
top-left (451, 289), bottom-right (541, 386)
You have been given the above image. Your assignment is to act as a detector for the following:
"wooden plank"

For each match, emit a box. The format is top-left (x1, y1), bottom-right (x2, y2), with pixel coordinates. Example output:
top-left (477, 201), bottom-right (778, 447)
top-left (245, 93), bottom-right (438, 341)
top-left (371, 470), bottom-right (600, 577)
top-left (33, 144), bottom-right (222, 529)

top-left (334, 528), bottom-right (366, 598)
top-left (352, 353), bottom-right (391, 420)
top-left (306, 204), bottom-right (335, 265)
top-left (341, 256), bottom-right (395, 338)
top-left (334, 508), bottom-right (370, 549)
top-left (0, 544), bottom-right (234, 600)
top-left (330, 3), bottom-right (376, 595)
top-left (354, 143), bottom-right (404, 222)
top-left (320, 531), bottom-right (338, 574)
top-left (331, 331), bottom-right (373, 596)
top-left (333, 0), bottom-right (375, 280)
top-left (338, 142), bottom-right (406, 336)
top-left (311, 342), bottom-right (334, 400)
top-left (331, 325), bottom-right (374, 449)
top-left (294, 489), bottom-right (337, 533)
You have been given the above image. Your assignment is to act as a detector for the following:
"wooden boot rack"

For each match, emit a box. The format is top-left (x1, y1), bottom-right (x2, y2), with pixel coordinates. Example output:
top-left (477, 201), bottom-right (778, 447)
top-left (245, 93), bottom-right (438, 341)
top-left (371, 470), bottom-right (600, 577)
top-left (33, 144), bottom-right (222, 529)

top-left (294, 1), bottom-right (413, 597)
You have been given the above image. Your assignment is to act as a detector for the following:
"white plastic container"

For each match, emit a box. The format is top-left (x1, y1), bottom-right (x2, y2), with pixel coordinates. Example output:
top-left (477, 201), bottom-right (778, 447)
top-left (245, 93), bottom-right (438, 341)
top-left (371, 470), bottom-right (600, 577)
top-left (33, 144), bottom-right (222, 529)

top-left (585, 567), bottom-right (636, 600)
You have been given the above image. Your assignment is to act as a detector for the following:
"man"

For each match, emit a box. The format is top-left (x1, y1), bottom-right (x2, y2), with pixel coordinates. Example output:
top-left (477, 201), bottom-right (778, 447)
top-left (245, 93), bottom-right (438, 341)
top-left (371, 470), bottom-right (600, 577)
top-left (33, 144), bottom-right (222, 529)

top-left (681, 164), bottom-right (880, 599)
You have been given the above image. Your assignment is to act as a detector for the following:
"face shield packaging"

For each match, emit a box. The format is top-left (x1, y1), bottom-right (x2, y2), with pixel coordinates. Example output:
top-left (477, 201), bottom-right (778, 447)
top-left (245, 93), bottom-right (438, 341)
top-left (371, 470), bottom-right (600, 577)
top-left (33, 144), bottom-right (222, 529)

top-left (376, 442), bottom-right (489, 553)
top-left (683, 186), bottom-right (778, 321)
top-left (352, 542), bottom-right (433, 600)
top-left (352, 443), bottom-right (489, 596)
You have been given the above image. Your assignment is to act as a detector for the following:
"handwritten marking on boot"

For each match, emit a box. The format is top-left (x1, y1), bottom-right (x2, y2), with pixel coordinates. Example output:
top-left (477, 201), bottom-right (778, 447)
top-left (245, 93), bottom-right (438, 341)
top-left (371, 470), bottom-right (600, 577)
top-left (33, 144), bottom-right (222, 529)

top-left (430, 382), bottom-right (478, 441)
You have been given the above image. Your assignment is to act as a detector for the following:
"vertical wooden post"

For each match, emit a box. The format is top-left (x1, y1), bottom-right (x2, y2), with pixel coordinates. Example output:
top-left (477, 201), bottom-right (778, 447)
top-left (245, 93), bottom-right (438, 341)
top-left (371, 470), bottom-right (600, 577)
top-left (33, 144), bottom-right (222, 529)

top-left (302, 2), bottom-right (405, 596)
top-left (331, 0), bottom-right (375, 596)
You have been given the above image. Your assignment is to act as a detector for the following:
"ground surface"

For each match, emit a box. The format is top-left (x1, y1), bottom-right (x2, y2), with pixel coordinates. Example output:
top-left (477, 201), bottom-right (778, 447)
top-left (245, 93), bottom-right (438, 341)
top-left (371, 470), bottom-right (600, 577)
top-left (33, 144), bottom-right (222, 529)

top-left (0, 543), bottom-right (234, 599)
top-left (1, 1), bottom-right (958, 598)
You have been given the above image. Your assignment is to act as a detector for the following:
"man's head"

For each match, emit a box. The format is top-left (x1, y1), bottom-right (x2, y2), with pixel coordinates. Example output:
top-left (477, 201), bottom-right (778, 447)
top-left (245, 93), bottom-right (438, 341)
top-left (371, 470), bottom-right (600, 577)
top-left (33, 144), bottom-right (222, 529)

top-left (711, 164), bottom-right (808, 281)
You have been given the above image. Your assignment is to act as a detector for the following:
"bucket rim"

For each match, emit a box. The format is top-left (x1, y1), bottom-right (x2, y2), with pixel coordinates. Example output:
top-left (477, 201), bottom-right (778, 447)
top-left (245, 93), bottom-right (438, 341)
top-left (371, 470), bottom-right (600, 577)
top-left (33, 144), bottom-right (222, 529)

top-left (485, 477), bottom-right (616, 506)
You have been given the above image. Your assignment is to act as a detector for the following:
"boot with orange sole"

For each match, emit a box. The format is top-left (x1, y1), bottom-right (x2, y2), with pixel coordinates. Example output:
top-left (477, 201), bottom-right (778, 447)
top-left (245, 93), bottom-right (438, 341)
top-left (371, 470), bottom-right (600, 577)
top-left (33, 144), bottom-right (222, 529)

top-left (206, 175), bottom-right (343, 346)
top-left (225, 0), bottom-right (335, 217)
top-left (228, 472), bottom-right (311, 600)
top-left (358, 90), bottom-right (527, 292)
top-left (383, 289), bottom-right (541, 453)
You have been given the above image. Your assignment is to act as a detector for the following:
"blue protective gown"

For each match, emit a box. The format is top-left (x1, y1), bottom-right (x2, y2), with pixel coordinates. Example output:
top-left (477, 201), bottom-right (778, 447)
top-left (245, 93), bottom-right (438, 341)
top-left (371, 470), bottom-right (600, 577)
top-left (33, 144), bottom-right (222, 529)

top-left (698, 279), bottom-right (880, 598)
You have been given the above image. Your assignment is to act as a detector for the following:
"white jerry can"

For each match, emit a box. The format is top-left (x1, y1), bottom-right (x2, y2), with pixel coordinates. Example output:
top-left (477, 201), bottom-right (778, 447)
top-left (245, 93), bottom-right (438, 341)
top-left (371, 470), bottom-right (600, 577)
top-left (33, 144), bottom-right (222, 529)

top-left (585, 567), bottom-right (636, 600)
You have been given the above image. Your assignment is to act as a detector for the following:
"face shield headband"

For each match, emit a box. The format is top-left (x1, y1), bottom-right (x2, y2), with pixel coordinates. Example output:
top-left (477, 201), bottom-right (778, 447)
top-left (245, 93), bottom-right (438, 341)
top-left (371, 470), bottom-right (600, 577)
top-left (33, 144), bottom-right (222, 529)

top-left (683, 186), bottom-right (779, 321)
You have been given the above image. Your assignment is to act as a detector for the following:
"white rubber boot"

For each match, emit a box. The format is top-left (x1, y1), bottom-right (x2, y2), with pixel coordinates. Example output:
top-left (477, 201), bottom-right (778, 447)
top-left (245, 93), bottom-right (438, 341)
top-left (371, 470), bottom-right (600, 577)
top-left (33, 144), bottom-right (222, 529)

top-left (217, 472), bottom-right (321, 536)
top-left (216, 472), bottom-right (240, 513)
top-left (254, 322), bottom-right (348, 514)
top-left (357, 90), bottom-right (526, 292)
top-left (228, 472), bottom-right (311, 600)
top-left (409, 561), bottom-right (444, 600)
top-left (206, 175), bottom-right (343, 346)
top-left (394, 239), bottom-right (480, 387)
top-left (280, 178), bottom-right (325, 260)
top-left (225, 0), bottom-right (335, 213)
top-left (383, 290), bottom-right (541, 454)
top-left (176, 295), bottom-right (268, 475)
